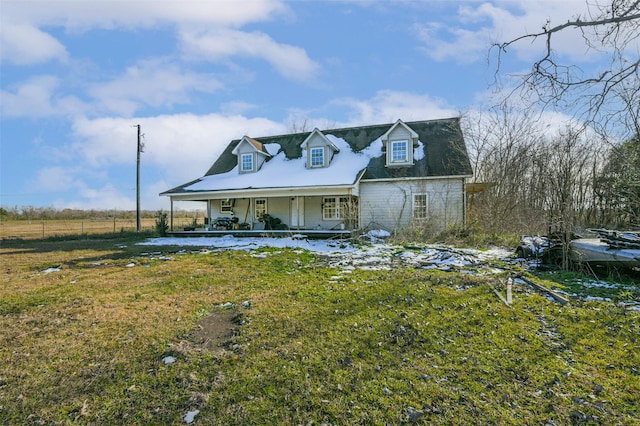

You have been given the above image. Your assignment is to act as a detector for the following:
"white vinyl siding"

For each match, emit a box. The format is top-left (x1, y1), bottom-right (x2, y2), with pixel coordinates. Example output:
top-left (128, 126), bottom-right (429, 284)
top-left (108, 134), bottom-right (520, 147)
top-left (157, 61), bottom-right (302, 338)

top-left (359, 179), bottom-right (464, 231)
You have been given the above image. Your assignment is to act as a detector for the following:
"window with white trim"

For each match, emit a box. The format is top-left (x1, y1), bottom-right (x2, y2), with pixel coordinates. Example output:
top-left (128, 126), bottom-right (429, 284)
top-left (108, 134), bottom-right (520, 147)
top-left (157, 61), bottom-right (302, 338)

top-left (254, 198), bottom-right (267, 219)
top-left (221, 199), bottom-right (234, 214)
top-left (310, 147), bottom-right (324, 167)
top-left (241, 153), bottom-right (253, 172)
top-left (413, 194), bottom-right (428, 219)
top-left (391, 140), bottom-right (408, 163)
top-left (323, 196), bottom-right (349, 220)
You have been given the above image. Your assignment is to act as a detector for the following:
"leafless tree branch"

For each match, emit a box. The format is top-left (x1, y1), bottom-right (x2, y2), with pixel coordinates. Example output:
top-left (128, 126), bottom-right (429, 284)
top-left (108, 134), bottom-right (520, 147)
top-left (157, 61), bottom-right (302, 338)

top-left (491, 0), bottom-right (640, 138)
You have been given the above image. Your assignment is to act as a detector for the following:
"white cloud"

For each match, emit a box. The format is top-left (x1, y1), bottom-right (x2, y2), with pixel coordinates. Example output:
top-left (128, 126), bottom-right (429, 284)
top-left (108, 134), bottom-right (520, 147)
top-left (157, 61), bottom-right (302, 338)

top-left (1, 0), bottom-right (288, 31)
top-left (88, 58), bottom-right (222, 116)
top-left (71, 113), bottom-right (286, 180)
top-left (1, 76), bottom-right (58, 117)
top-left (28, 166), bottom-right (80, 193)
top-left (331, 90), bottom-right (459, 127)
top-left (0, 75), bottom-right (87, 118)
top-left (0, 22), bottom-right (68, 65)
top-left (179, 27), bottom-right (319, 81)
top-left (414, 1), bottom-right (611, 64)
top-left (0, 0), bottom-right (292, 76)
top-left (52, 183), bottom-right (136, 211)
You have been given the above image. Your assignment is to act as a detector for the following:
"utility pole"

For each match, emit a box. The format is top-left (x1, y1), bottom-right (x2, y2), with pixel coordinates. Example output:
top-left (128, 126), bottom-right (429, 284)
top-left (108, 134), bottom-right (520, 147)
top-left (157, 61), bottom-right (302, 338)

top-left (135, 124), bottom-right (142, 232)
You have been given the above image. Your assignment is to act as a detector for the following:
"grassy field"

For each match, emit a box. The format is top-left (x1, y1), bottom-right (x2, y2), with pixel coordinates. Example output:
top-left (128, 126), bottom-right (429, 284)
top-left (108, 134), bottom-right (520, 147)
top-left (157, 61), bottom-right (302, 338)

top-left (1, 236), bottom-right (639, 425)
top-left (0, 218), bottom-right (196, 240)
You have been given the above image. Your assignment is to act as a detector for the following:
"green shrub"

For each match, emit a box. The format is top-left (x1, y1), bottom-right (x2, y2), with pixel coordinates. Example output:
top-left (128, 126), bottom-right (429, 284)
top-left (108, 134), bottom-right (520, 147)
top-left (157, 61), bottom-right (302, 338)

top-left (155, 210), bottom-right (169, 236)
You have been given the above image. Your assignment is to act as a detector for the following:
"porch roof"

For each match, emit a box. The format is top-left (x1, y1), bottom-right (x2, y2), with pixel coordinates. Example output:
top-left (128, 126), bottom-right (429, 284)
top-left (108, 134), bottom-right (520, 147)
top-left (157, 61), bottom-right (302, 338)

top-left (166, 181), bottom-right (362, 201)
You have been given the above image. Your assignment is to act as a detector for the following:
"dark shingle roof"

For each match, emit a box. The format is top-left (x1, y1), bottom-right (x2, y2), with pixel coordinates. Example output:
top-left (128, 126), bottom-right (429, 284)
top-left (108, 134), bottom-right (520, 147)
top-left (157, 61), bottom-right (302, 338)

top-left (162, 117), bottom-right (472, 195)
top-left (207, 117), bottom-right (470, 177)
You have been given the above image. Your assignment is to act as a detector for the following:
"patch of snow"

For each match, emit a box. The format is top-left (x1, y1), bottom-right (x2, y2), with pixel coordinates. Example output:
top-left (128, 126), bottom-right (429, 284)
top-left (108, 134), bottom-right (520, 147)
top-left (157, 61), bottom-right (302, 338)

top-left (137, 237), bottom-right (636, 306)
top-left (43, 267), bottom-right (61, 274)
top-left (184, 135), bottom-right (385, 192)
top-left (162, 356), bottom-right (176, 365)
top-left (414, 141), bottom-right (425, 160)
top-left (184, 410), bottom-right (199, 424)
top-left (584, 296), bottom-right (612, 303)
top-left (518, 236), bottom-right (549, 257)
top-left (125, 263), bottom-right (136, 268)
top-left (362, 229), bottom-right (391, 243)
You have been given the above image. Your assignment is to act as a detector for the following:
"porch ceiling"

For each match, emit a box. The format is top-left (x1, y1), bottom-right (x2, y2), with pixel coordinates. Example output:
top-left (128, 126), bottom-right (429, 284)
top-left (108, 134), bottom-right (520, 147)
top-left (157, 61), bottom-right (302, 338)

top-left (167, 184), bottom-right (359, 201)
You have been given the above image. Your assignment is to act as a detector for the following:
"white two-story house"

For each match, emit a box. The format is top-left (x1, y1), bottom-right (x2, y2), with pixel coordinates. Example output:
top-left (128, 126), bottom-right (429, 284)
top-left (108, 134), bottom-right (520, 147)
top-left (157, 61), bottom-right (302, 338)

top-left (160, 118), bottom-right (473, 234)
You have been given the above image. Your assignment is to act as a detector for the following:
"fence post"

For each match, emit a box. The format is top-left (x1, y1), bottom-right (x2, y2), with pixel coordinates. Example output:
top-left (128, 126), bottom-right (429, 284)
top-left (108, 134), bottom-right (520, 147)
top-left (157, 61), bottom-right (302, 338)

top-left (113, 217), bottom-right (116, 232)
top-left (42, 221), bottom-right (45, 239)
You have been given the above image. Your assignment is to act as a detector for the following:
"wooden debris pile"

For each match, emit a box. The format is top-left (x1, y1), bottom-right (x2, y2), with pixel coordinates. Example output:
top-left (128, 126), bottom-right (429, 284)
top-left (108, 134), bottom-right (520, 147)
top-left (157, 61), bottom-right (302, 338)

top-left (588, 229), bottom-right (640, 250)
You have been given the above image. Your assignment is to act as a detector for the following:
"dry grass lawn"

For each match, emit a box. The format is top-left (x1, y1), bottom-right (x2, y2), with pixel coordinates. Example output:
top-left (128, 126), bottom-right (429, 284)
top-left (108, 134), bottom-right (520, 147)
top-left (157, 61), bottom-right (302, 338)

top-left (1, 236), bottom-right (639, 425)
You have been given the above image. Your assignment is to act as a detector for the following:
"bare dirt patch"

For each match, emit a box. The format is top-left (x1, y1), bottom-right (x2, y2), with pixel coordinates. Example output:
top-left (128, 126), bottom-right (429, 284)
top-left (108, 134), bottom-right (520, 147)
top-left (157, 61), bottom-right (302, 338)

top-left (188, 309), bottom-right (244, 352)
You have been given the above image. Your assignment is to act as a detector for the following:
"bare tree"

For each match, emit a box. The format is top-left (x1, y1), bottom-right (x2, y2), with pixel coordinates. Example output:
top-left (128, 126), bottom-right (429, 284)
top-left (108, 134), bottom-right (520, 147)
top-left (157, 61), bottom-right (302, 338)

top-left (492, 0), bottom-right (640, 137)
top-left (462, 106), bottom-right (548, 234)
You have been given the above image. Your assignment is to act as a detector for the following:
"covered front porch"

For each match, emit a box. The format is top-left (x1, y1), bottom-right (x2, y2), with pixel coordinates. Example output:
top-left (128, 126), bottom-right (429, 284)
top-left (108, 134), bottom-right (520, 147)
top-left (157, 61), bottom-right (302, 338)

top-left (164, 185), bottom-right (360, 235)
top-left (166, 228), bottom-right (354, 239)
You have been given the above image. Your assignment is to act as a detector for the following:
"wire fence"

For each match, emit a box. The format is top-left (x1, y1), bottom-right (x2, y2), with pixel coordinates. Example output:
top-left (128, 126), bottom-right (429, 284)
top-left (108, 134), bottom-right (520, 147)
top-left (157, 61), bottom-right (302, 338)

top-left (0, 217), bottom-right (196, 240)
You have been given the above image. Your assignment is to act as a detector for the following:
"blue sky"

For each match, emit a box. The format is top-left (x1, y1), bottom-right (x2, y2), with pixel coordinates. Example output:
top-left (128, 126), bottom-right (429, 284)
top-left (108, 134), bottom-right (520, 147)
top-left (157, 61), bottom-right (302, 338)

top-left (0, 0), bottom-right (610, 211)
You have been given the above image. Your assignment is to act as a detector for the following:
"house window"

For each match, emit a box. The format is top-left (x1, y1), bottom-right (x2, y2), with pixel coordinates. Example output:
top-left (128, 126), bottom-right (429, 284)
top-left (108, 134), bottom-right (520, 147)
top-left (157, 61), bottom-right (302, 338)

top-left (241, 153), bottom-right (253, 172)
top-left (323, 196), bottom-right (349, 220)
top-left (221, 199), bottom-right (234, 214)
top-left (255, 199), bottom-right (267, 219)
top-left (310, 147), bottom-right (324, 167)
top-left (413, 194), bottom-right (428, 219)
top-left (391, 140), bottom-right (408, 163)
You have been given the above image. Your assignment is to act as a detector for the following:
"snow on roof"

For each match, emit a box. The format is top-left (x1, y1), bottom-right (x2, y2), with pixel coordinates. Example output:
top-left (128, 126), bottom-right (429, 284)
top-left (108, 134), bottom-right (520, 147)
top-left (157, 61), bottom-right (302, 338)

top-left (185, 135), bottom-right (425, 192)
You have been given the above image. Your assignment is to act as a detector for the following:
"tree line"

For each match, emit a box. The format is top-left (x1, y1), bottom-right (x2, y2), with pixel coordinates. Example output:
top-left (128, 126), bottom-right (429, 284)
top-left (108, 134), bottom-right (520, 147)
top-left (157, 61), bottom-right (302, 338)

top-left (463, 106), bottom-right (640, 237)
top-left (0, 206), bottom-right (203, 221)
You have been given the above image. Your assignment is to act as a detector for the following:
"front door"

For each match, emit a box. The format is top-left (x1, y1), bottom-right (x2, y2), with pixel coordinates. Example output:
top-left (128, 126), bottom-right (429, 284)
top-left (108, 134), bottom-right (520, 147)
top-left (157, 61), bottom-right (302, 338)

top-left (290, 196), bottom-right (305, 228)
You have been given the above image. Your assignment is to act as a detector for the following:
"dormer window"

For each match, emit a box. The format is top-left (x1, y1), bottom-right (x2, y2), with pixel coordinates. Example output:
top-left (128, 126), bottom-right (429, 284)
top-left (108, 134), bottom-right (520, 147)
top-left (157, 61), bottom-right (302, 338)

top-left (381, 120), bottom-right (419, 167)
top-left (310, 147), bottom-right (324, 167)
top-left (232, 136), bottom-right (271, 174)
top-left (241, 153), bottom-right (254, 172)
top-left (301, 128), bottom-right (340, 169)
top-left (391, 140), bottom-right (408, 163)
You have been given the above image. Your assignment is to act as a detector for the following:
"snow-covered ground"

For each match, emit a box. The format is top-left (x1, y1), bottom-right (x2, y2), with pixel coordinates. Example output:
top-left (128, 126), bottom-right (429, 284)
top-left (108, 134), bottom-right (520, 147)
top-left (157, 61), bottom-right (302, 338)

top-left (136, 234), bottom-right (639, 313)
top-left (138, 234), bottom-right (514, 272)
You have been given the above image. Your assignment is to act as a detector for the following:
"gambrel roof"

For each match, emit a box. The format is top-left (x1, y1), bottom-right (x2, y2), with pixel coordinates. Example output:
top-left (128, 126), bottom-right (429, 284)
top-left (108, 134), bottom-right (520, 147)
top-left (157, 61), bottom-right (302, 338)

top-left (161, 117), bottom-right (472, 196)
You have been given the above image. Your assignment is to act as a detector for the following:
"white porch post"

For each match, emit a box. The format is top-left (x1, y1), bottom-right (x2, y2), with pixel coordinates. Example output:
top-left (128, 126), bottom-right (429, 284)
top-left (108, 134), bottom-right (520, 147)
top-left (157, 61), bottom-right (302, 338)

top-left (295, 196), bottom-right (299, 230)
top-left (170, 198), bottom-right (174, 231)
top-left (250, 197), bottom-right (254, 230)
top-left (206, 200), bottom-right (211, 230)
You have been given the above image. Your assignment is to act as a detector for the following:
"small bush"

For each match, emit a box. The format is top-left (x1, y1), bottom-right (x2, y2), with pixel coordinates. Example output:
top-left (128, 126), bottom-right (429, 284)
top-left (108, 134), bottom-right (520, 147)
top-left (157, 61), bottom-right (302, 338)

top-left (155, 210), bottom-right (169, 236)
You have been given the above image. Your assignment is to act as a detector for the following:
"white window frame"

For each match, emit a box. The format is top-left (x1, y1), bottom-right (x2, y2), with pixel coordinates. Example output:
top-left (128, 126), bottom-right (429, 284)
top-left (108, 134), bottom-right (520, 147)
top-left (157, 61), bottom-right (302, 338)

top-left (413, 193), bottom-right (428, 220)
top-left (241, 153), bottom-right (254, 172)
top-left (310, 147), bottom-right (324, 167)
top-left (322, 196), bottom-right (349, 220)
top-left (220, 199), bottom-right (234, 214)
top-left (390, 140), bottom-right (409, 163)
top-left (254, 198), bottom-right (267, 219)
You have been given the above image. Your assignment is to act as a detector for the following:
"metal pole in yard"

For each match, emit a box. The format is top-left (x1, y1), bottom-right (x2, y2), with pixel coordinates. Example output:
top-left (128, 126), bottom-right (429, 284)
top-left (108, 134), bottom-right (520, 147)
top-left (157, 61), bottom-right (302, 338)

top-left (134, 124), bottom-right (142, 232)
